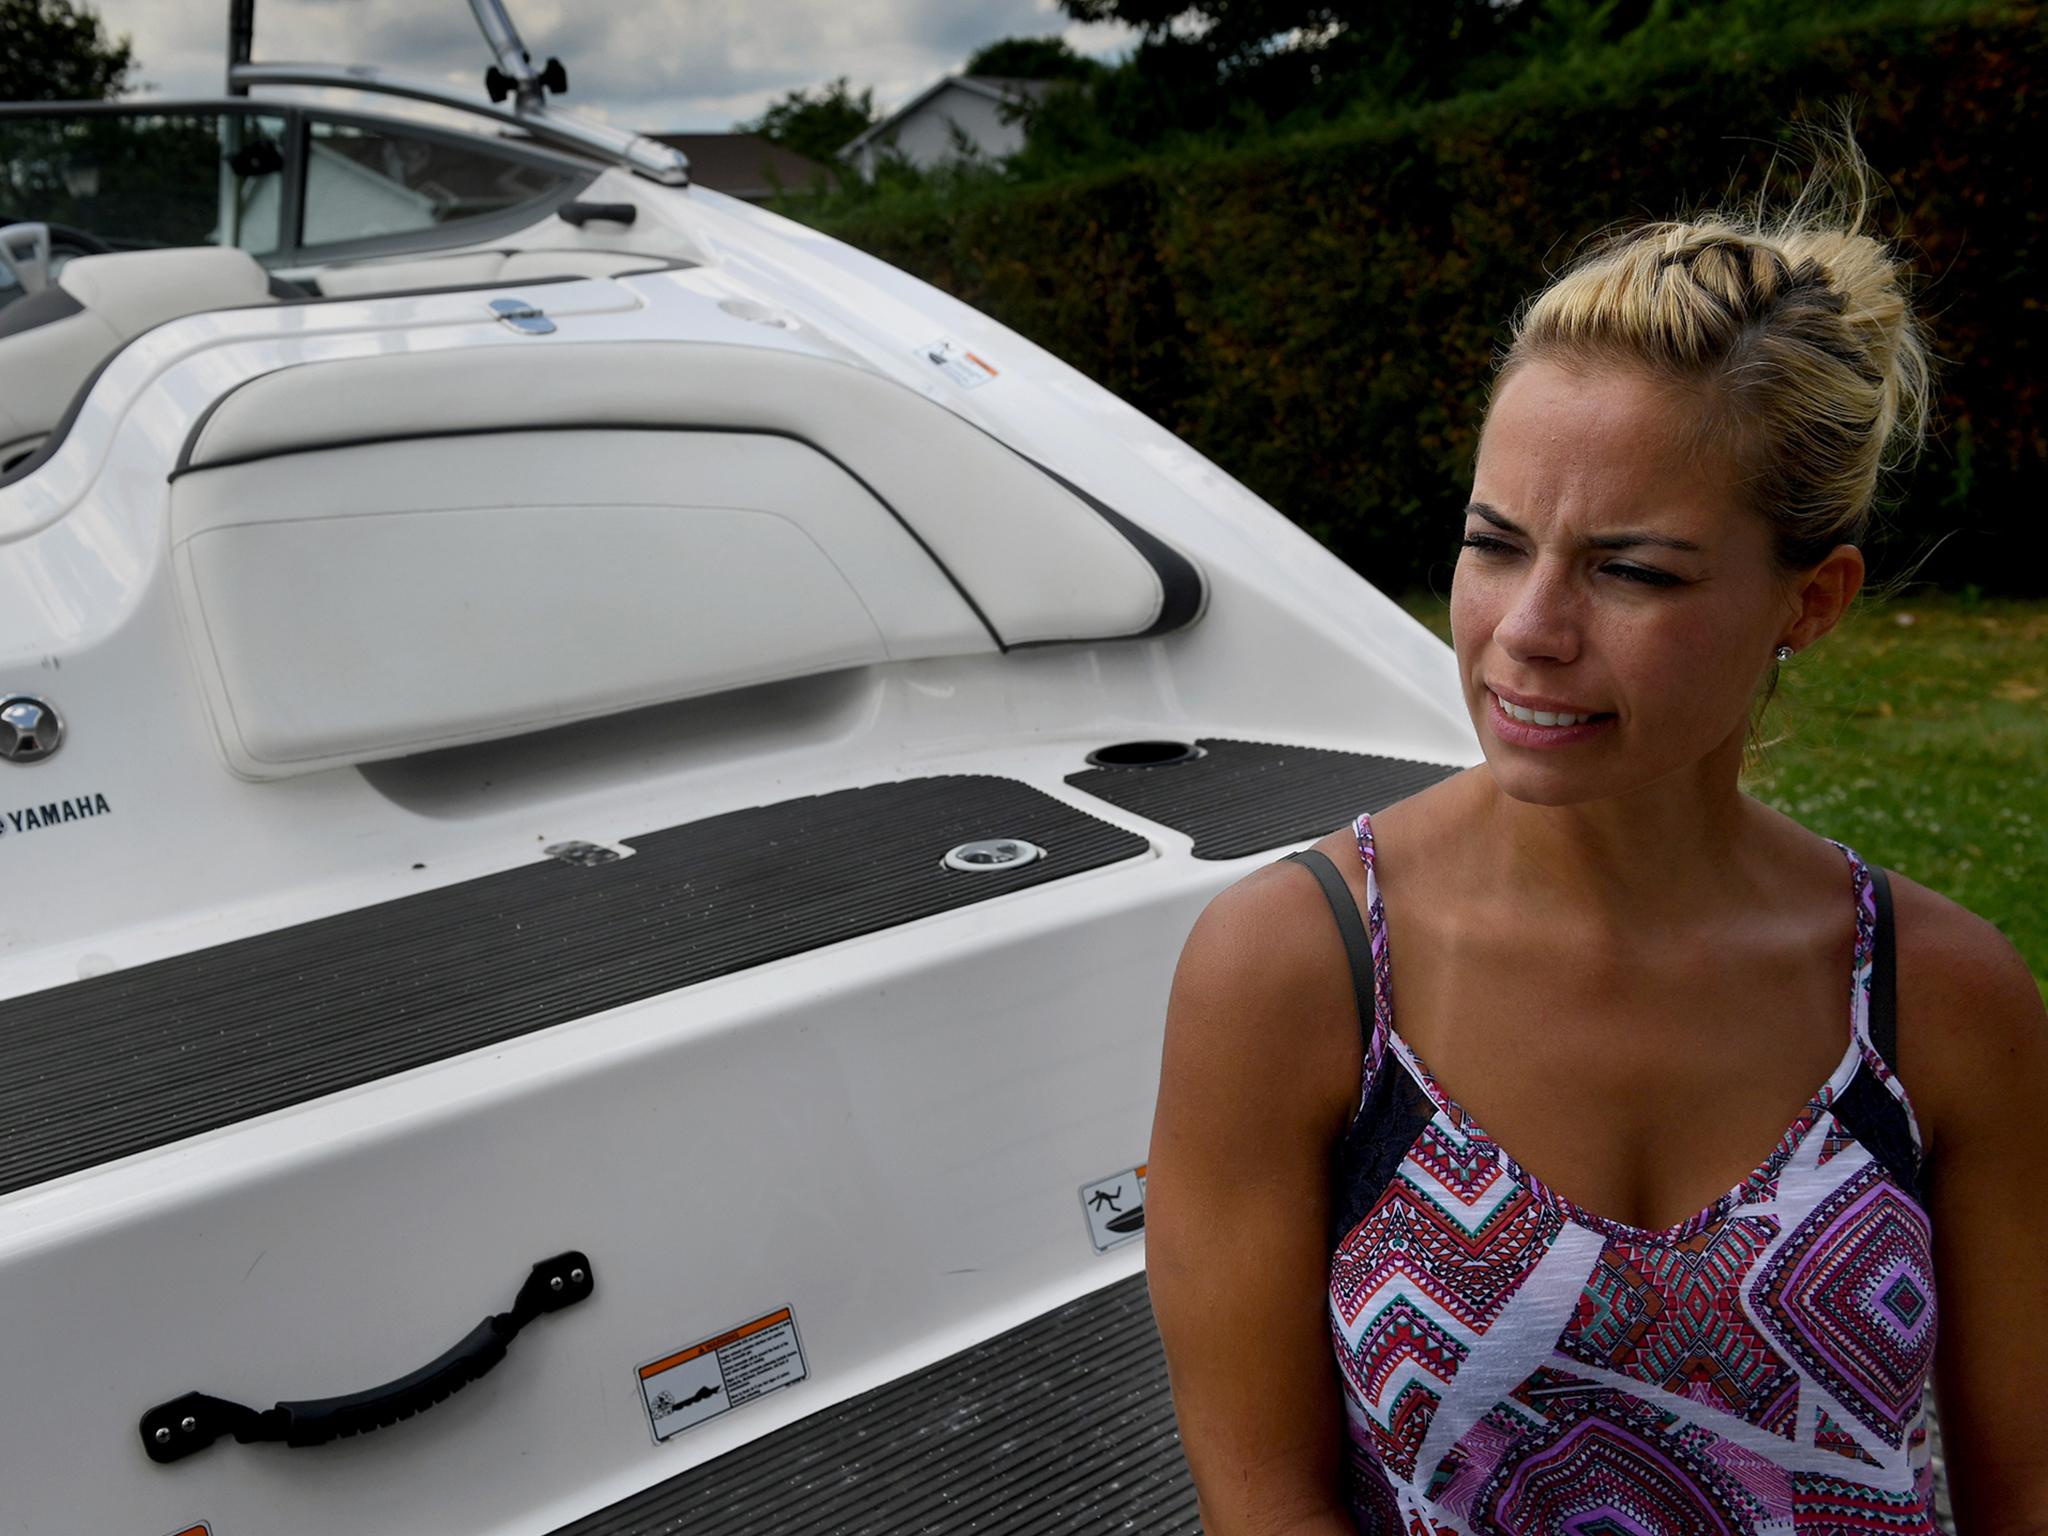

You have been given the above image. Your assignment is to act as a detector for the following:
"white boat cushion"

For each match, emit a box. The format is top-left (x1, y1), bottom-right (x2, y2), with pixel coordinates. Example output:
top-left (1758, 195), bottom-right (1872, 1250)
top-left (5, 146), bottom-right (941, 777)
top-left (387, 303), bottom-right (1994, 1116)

top-left (170, 342), bottom-right (1194, 778)
top-left (171, 428), bottom-right (991, 776)
top-left (58, 246), bottom-right (275, 337)
top-left (182, 340), bottom-right (1176, 647)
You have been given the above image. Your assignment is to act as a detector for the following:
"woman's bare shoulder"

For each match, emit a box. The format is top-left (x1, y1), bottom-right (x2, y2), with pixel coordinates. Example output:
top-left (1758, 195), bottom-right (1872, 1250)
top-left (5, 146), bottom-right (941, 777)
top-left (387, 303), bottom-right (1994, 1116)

top-left (1174, 851), bottom-right (1360, 1039)
top-left (1160, 834), bottom-right (1386, 1135)
top-left (1882, 867), bottom-right (2047, 1140)
top-left (1162, 778), bottom-right (1483, 1125)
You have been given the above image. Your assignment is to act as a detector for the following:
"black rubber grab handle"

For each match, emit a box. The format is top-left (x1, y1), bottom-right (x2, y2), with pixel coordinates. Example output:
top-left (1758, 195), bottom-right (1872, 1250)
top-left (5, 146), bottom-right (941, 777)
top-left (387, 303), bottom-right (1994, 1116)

top-left (558, 200), bottom-right (636, 228)
top-left (139, 1251), bottom-right (593, 1464)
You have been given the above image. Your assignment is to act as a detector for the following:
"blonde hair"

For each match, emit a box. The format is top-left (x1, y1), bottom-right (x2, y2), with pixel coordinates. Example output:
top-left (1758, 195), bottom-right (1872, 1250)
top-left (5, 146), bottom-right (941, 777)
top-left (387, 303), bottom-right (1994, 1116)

top-left (1499, 125), bottom-right (1934, 576)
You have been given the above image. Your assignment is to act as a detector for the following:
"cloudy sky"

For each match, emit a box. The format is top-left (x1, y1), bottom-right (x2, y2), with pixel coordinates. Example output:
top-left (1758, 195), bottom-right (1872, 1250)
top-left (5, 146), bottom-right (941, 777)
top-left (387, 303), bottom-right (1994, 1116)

top-left (82, 0), bottom-right (1138, 132)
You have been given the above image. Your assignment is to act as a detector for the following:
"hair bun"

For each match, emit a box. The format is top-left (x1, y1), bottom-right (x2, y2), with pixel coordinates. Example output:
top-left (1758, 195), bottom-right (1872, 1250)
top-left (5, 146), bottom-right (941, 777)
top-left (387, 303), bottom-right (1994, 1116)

top-left (1503, 121), bottom-right (1932, 572)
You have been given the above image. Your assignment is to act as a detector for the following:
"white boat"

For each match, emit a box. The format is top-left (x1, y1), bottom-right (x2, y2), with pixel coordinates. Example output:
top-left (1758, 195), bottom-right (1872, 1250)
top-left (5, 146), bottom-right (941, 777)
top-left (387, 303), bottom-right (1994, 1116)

top-left (0, 4), bottom-right (1472, 1530)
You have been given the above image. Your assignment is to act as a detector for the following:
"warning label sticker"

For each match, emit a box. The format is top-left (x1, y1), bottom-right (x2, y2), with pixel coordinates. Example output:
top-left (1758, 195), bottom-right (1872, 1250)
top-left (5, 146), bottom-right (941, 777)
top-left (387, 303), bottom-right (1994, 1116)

top-left (638, 1306), bottom-right (808, 1443)
top-left (917, 336), bottom-right (999, 389)
top-left (1080, 1163), bottom-right (1148, 1252)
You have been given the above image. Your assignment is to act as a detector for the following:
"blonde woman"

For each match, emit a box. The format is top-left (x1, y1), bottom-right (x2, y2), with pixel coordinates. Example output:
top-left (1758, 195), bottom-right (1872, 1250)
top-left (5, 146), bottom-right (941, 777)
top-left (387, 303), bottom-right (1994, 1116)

top-left (1146, 141), bottom-right (2048, 1533)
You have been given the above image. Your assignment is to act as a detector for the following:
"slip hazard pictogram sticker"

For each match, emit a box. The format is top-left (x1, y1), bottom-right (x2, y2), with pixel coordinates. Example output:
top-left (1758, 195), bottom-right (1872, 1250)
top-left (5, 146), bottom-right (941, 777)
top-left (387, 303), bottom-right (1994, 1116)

top-left (1080, 1163), bottom-right (1147, 1252)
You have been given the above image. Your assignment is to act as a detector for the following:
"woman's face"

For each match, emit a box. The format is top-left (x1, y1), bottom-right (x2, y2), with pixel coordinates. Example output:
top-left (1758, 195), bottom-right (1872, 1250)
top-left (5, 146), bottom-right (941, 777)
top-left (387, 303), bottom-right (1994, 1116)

top-left (1451, 360), bottom-right (1800, 807)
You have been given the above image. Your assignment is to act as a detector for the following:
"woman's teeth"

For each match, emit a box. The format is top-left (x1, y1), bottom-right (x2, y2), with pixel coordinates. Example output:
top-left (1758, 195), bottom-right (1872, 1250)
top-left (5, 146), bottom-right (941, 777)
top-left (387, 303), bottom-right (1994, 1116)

top-left (1495, 694), bottom-right (1601, 727)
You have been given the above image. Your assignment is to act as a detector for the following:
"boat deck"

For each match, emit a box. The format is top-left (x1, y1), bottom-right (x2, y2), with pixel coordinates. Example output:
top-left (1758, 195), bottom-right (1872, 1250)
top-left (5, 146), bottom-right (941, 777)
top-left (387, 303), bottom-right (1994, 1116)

top-left (0, 739), bottom-right (1457, 1197)
top-left (551, 1272), bottom-right (1193, 1536)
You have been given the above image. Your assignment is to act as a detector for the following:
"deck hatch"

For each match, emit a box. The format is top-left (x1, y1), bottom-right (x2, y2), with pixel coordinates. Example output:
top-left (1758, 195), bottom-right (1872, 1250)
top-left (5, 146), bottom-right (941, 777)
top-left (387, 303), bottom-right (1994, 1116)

top-left (0, 775), bottom-right (1148, 1198)
top-left (1066, 736), bottom-right (1461, 860)
top-left (549, 1273), bottom-right (1191, 1536)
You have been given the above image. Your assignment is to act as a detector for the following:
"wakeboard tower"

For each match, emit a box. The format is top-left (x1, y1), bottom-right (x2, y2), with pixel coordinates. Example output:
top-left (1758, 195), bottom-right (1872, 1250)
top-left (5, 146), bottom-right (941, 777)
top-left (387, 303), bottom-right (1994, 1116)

top-left (0, 3), bottom-right (1473, 1530)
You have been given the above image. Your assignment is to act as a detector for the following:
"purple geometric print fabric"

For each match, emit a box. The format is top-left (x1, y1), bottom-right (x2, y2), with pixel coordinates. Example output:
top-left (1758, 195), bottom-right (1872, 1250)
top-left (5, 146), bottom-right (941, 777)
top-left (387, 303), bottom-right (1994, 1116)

top-left (1329, 811), bottom-right (1939, 1535)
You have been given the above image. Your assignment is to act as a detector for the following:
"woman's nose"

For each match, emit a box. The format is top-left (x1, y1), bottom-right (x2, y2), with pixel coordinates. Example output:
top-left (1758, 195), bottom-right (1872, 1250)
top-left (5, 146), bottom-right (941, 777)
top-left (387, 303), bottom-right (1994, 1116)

top-left (1493, 567), bottom-right (1581, 665)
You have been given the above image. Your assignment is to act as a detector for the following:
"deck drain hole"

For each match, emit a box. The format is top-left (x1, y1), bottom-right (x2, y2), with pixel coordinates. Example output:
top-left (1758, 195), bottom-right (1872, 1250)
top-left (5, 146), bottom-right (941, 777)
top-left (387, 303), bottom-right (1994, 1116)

top-left (1084, 740), bottom-right (1204, 769)
top-left (942, 838), bottom-right (1045, 873)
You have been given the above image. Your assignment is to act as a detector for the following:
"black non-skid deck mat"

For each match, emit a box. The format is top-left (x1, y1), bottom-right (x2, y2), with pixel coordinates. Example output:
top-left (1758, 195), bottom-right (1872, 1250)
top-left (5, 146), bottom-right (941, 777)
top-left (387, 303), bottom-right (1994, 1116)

top-left (552, 1272), bottom-right (1194, 1536)
top-left (0, 776), bottom-right (1149, 1197)
top-left (1066, 736), bottom-right (1460, 860)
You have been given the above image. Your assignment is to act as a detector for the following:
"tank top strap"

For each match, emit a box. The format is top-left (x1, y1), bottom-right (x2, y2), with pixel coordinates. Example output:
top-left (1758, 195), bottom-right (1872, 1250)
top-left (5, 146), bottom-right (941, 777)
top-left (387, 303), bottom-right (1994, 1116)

top-left (1835, 840), bottom-right (1927, 1164)
top-left (1845, 842), bottom-right (1880, 1055)
top-left (1350, 809), bottom-right (1392, 974)
top-left (1349, 810), bottom-right (1399, 1085)
top-left (1279, 840), bottom-right (1387, 1097)
top-left (1840, 841), bottom-right (1901, 1067)
top-left (1866, 860), bottom-right (1901, 1073)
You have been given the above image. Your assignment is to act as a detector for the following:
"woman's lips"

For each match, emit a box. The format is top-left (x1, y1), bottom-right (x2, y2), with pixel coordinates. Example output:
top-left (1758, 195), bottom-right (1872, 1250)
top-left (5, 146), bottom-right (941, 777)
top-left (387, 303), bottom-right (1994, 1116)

top-left (1487, 682), bottom-right (1609, 716)
top-left (1486, 689), bottom-right (1617, 748)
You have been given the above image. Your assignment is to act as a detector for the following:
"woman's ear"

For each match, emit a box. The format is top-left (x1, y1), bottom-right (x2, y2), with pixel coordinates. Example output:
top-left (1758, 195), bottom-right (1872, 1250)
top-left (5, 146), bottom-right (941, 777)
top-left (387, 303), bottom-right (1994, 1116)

top-left (1780, 543), bottom-right (1866, 651)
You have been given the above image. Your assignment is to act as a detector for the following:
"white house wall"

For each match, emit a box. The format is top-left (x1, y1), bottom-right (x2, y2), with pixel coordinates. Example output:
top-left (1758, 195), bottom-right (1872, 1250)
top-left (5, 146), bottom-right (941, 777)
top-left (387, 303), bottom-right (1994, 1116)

top-left (855, 83), bottom-right (1027, 177)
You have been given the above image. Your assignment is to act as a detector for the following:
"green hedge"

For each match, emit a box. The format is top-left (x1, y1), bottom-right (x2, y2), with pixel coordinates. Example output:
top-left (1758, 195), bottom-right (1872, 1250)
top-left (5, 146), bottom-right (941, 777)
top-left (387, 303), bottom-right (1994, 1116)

top-left (814, 8), bottom-right (2046, 595)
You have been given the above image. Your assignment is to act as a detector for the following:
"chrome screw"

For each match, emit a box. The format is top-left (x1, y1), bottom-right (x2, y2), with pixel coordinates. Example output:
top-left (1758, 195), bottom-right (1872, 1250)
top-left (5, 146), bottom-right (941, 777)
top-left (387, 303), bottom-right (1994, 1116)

top-left (154, 1426), bottom-right (171, 1444)
top-left (549, 1274), bottom-right (564, 1292)
top-left (570, 1267), bottom-right (586, 1284)
top-left (181, 1415), bottom-right (197, 1432)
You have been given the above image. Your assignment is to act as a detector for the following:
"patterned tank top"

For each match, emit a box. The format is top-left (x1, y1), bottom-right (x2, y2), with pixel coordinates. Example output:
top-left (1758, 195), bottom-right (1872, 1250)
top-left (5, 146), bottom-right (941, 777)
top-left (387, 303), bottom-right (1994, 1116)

top-left (1284, 810), bottom-right (1939, 1535)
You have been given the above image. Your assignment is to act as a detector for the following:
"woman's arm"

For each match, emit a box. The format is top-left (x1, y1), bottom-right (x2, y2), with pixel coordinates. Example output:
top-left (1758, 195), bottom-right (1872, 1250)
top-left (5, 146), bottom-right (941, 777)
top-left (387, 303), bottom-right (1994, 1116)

top-left (1146, 862), bottom-right (1367, 1536)
top-left (1892, 876), bottom-right (2048, 1529)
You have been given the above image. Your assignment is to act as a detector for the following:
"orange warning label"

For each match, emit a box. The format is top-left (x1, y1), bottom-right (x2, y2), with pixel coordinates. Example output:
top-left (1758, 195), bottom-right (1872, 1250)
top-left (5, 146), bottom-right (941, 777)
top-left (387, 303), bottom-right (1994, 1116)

top-left (638, 1306), bottom-right (807, 1443)
top-left (639, 1307), bottom-right (794, 1379)
top-left (917, 337), bottom-right (998, 390)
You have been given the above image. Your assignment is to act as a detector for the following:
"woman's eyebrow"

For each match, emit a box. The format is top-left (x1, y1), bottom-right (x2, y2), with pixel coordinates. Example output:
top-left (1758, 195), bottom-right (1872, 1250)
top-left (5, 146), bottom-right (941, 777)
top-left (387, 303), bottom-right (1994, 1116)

top-left (1463, 501), bottom-right (1704, 554)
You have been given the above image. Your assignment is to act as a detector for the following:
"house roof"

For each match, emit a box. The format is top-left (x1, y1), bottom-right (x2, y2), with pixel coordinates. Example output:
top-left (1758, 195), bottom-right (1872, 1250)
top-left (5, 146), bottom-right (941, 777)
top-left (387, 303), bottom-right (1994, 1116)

top-left (647, 133), bottom-right (830, 198)
top-left (839, 75), bottom-right (1059, 159)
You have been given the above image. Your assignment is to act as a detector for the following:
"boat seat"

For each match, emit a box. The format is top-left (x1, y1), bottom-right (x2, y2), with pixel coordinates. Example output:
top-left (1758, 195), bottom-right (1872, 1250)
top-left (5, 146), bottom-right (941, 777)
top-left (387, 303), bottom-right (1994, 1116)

top-left (0, 247), bottom-right (276, 464)
top-left (169, 340), bottom-right (1206, 778)
top-left (305, 247), bottom-right (674, 297)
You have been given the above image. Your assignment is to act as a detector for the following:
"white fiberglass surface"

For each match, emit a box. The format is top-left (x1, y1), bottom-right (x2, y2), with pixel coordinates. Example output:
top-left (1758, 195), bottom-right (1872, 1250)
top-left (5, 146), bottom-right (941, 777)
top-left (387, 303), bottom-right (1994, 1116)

top-left (0, 839), bottom-right (1186, 1534)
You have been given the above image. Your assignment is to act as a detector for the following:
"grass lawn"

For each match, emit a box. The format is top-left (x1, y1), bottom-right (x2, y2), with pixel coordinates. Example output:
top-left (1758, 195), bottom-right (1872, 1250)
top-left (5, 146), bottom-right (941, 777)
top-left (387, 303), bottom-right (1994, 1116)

top-left (1397, 591), bottom-right (2047, 1000)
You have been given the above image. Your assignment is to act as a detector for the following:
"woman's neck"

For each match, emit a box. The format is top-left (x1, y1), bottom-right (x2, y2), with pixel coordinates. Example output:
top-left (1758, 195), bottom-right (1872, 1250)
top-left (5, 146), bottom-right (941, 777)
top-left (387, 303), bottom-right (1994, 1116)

top-left (1464, 750), bottom-right (1772, 928)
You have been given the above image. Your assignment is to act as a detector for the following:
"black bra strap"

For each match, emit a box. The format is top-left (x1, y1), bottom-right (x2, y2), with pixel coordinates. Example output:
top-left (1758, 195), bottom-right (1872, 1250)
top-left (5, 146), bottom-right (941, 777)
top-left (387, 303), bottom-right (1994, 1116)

top-left (1281, 848), bottom-right (1376, 1051)
top-left (1868, 863), bottom-right (1899, 1075)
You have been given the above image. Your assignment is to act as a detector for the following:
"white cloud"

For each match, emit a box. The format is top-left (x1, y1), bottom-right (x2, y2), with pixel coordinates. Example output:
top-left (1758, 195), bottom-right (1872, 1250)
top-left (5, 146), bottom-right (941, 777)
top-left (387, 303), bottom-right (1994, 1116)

top-left (82, 0), bottom-right (1135, 131)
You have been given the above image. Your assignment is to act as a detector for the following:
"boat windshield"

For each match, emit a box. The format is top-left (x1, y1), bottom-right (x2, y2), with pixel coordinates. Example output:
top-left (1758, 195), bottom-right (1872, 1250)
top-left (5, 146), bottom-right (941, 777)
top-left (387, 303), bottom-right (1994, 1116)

top-left (0, 100), bottom-right (593, 301)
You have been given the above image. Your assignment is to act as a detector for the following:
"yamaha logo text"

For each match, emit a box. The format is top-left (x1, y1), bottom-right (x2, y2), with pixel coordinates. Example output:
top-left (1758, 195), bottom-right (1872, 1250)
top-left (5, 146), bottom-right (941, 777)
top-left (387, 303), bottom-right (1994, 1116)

top-left (1, 792), bottom-right (112, 840)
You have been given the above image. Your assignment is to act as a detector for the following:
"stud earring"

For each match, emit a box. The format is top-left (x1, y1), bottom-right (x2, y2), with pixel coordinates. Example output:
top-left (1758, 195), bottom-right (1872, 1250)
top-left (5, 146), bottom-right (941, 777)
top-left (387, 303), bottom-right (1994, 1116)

top-left (1774, 644), bottom-right (1795, 662)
